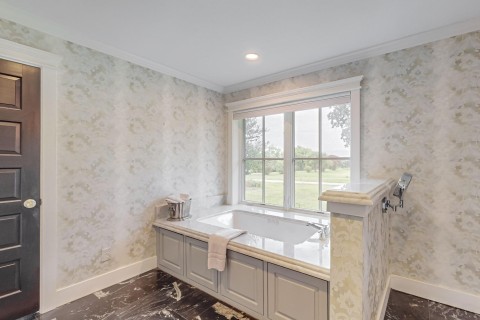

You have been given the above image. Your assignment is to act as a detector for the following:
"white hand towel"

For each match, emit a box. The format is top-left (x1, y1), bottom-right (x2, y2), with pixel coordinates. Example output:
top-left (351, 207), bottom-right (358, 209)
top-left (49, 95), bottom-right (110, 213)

top-left (208, 228), bottom-right (246, 272)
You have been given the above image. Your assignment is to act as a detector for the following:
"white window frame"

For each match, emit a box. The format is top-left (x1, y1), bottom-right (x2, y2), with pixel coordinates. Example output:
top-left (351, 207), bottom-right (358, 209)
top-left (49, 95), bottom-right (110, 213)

top-left (226, 76), bottom-right (363, 211)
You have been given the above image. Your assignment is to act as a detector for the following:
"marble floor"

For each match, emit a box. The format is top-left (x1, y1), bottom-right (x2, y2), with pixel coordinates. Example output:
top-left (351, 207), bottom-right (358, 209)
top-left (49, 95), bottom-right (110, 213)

top-left (31, 269), bottom-right (254, 320)
top-left (21, 270), bottom-right (480, 320)
top-left (384, 289), bottom-right (480, 320)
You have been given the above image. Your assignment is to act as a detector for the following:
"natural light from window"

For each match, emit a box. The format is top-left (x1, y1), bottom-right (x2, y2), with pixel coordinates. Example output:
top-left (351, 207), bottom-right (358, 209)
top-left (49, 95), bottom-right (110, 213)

top-left (243, 103), bottom-right (351, 211)
top-left (226, 76), bottom-right (362, 212)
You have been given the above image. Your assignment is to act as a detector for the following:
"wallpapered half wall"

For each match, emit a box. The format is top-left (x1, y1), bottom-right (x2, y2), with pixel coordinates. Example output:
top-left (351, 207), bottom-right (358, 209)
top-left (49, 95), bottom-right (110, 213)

top-left (0, 19), bottom-right (227, 288)
top-left (226, 31), bottom-right (480, 296)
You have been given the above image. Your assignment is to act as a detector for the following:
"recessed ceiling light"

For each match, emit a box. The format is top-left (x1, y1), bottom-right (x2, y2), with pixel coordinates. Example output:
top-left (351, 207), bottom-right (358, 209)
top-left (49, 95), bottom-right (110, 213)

top-left (245, 53), bottom-right (259, 61)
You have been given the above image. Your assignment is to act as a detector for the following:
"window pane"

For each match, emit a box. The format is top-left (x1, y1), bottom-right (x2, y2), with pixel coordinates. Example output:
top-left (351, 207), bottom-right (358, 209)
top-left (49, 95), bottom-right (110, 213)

top-left (265, 160), bottom-right (284, 206)
top-left (245, 160), bottom-right (263, 203)
top-left (295, 109), bottom-right (319, 158)
top-left (265, 114), bottom-right (284, 158)
top-left (245, 117), bottom-right (263, 158)
top-left (322, 159), bottom-right (350, 193)
top-left (294, 160), bottom-right (320, 211)
top-left (322, 104), bottom-right (351, 157)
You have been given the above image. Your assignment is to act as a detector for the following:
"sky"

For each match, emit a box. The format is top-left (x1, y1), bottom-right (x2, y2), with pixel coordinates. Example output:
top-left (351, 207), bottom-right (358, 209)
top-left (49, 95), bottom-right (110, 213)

top-left (263, 105), bottom-right (350, 158)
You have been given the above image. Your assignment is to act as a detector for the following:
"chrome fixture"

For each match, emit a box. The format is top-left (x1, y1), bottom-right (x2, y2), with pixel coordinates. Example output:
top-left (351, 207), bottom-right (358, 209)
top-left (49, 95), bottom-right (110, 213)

top-left (382, 172), bottom-right (413, 213)
top-left (307, 222), bottom-right (330, 239)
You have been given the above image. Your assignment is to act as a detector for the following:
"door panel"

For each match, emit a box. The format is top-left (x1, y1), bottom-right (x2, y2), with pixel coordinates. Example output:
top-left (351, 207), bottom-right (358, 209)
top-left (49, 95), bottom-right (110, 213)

top-left (0, 58), bottom-right (41, 320)
top-left (0, 74), bottom-right (21, 109)
top-left (156, 228), bottom-right (185, 276)
top-left (220, 251), bottom-right (264, 315)
top-left (0, 169), bottom-right (21, 200)
top-left (0, 122), bottom-right (21, 154)
top-left (185, 237), bottom-right (218, 292)
top-left (267, 264), bottom-right (328, 320)
top-left (0, 260), bottom-right (20, 296)
top-left (0, 213), bottom-right (21, 248)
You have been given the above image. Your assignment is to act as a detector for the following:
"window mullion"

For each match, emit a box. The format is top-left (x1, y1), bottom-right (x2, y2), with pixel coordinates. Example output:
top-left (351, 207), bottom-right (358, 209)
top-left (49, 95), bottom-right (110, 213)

top-left (318, 108), bottom-right (322, 211)
top-left (262, 116), bottom-right (266, 204)
top-left (242, 119), bottom-right (246, 203)
top-left (284, 112), bottom-right (293, 209)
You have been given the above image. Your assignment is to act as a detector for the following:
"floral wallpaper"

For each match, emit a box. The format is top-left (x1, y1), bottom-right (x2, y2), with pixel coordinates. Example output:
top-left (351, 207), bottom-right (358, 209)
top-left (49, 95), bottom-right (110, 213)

top-left (329, 214), bottom-right (364, 319)
top-left (1, 15), bottom-right (479, 305)
top-left (364, 202), bottom-right (390, 320)
top-left (0, 19), bottom-right (226, 287)
top-left (226, 31), bottom-right (480, 296)
top-left (329, 198), bottom-right (390, 320)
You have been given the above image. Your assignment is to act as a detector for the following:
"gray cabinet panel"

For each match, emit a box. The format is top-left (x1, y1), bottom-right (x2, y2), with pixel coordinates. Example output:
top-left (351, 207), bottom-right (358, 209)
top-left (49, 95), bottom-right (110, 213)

top-left (221, 251), bottom-right (264, 315)
top-left (267, 264), bottom-right (328, 320)
top-left (156, 228), bottom-right (184, 276)
top-left (185, 237), bottom-right (218, 292)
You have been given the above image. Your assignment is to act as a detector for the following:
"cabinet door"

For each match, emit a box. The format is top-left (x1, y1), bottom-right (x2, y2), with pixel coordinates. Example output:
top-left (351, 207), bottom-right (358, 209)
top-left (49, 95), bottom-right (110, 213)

top-left (267, 264), bottom-right (328, 320)
top-left (220, 251), bottom-right (264, 315)
top-left (185, 237), bottom-right (218, 292)
top-left (156, 228), bottom-right (184, 276)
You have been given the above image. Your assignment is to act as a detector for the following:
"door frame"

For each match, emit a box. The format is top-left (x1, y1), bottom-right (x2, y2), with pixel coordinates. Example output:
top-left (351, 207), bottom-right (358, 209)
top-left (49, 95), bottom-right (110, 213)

top-left (0, 37), bottom-right (60, 313)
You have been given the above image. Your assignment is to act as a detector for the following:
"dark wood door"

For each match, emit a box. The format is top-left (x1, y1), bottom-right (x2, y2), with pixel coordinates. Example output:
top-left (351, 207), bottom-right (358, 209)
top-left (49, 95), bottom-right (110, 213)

top-left (0, 59), bottom-right (41, 319)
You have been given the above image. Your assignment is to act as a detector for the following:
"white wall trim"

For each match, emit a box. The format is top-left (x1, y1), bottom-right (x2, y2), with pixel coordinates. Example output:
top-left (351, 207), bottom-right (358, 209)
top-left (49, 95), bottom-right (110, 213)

top-left (1, 2), bottom-right (479, 94)
top-left (0, 37), bottom-right (61, 313)
top-left (390, 274), bottom-right (480, 315)
top-left (224, 17), bottom-right (480, 93)
top-left (54, 257), bottom-right (157, 310)
top-left (225, 76), bottom-right (363, 112)
top-left (0, 2), bottom-right (223, 93)
top-left (376, 276), bottom-right (391, 320)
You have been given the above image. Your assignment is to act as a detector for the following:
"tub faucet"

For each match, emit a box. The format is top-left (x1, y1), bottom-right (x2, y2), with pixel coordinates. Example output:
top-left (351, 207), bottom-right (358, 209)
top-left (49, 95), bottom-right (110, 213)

top-left (306, 222), bottom-right (330, 239)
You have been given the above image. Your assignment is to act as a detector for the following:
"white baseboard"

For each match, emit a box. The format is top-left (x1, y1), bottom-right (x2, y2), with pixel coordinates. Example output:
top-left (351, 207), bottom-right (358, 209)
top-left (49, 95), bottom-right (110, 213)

top-left (390, 275), bottom-right (480, 315)
top-left (44, 256), bottom-right (157, 313)
top-left (376, 276), bottom-right (391, 320)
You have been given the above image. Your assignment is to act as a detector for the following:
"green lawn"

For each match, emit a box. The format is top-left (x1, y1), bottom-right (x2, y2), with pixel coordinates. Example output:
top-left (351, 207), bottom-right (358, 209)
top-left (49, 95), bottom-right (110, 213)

top-left (245, 168), bottom-right (350, 210)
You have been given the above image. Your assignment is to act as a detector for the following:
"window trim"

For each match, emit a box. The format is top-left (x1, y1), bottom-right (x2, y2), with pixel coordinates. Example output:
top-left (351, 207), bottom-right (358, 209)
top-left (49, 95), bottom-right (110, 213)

top-left (226, 76), bottom-right (363, 209)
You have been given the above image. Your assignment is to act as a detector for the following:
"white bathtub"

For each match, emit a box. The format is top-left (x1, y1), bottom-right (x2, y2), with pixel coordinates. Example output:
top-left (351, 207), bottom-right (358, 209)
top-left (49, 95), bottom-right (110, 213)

top-left (197, 209), bottom-right (318, 244)
top-left (154, 205), bottom-right (331, 277)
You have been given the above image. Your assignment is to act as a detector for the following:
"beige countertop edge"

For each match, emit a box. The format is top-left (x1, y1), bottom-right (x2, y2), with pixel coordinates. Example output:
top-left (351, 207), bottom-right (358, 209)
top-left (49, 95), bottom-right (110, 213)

top-left (318, 195), bottom-right (374, 206)
top-left (320, 179), bottom-right (396, 206)
top-left (153, 221), bottom-right (330, 282)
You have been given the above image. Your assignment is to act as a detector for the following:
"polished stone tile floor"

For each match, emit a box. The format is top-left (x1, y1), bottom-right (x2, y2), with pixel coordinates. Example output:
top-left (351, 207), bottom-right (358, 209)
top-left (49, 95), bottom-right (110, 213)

top-left (32, 269), bottom-right (254, 320)
top-left (385, 289), bottom-right (480, 320)
top-left (23, 270), bottom-right (480, 320)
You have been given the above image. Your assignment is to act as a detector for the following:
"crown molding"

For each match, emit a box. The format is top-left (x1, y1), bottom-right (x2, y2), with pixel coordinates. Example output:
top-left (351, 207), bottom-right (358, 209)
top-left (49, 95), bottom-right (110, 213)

top-left (0, 2), bottom-right (224, 93)
top-left (223, 17), bottom-right (480, 94)
top-left (1, 2), bottom-right (479, 95)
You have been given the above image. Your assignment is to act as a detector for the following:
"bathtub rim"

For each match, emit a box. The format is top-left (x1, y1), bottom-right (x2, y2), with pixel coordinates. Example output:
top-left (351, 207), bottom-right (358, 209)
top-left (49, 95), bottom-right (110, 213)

top-left (153, 205), bottom-right (330, 281)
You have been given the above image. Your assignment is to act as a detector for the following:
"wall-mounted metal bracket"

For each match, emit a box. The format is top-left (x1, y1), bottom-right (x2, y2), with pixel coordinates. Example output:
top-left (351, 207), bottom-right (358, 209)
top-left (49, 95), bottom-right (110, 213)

top-left (382, 197), bottom-right (399, 213)
top-left (382, 173), bottom-right (413, 213)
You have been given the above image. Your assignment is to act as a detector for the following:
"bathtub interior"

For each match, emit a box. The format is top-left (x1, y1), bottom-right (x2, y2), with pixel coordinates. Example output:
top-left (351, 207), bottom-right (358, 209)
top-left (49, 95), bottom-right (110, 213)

top-left (197, 210), bottom-right (324, 244)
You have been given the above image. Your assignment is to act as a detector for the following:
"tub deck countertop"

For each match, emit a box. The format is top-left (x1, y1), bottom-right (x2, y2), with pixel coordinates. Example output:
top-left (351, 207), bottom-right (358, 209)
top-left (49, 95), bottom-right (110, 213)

top-left (153, 205), bottom-right (330, 281)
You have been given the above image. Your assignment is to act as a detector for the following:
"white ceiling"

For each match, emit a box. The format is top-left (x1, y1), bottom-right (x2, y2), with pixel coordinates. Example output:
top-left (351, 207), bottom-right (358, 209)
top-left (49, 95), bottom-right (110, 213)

top-left (1, 0), bottom-right (480, 93)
